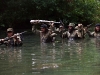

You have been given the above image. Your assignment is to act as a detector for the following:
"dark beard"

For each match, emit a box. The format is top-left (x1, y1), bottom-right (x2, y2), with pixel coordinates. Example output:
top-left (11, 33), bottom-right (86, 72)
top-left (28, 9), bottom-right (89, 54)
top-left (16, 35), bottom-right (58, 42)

top-left (95, 30), bottom-right (100, 33)
top-left (96, 31), bottom-right (100, 33)
top-left (95, 28), bottom-right (100, 33)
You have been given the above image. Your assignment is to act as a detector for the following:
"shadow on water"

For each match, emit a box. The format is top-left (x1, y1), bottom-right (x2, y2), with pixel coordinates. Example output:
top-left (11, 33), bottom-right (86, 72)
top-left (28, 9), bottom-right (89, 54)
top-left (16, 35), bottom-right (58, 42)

top-left (0, 32), bottom-right (100, 75)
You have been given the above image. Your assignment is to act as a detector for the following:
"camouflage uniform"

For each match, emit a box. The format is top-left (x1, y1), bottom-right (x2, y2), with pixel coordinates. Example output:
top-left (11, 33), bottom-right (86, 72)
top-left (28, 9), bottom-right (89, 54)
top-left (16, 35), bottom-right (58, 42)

top-left (90, 32), bottom-right (100, 38)
top-left (89, 24), bottom-right (100, 49)
top-left (75, 24), bottom-right (85, 38)
top-left (40, 24), bottom-right (57, 43)
top-left (49, 22), bottom-right (55, 32)
top-left (1, 28), bottom-right (23, 47)
top-left (59, 25), bottom-right (66, 38)
top-left (62, 23), bottom-right (83, 40)
top-left (88, 23), bottom-right (100, 38)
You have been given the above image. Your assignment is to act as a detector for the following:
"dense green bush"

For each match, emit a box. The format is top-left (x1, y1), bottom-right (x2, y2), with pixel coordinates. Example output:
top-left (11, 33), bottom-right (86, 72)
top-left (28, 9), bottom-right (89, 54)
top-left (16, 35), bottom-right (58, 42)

top-left (0, 0), bottom-right (100, 28)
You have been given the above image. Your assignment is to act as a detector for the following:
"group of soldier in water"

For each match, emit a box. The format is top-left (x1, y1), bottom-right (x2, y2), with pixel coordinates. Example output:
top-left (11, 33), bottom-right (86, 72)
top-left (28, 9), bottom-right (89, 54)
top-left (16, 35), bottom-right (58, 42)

top-left (0, 21), bottom-right (100, 47)
top-left (39, 22), bottom-right (100, 43)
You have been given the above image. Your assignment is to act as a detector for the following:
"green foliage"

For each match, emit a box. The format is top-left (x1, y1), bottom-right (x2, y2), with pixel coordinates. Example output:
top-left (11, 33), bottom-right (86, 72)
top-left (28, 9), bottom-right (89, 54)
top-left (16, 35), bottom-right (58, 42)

top-left (0, 0), bottom-right (100, 28)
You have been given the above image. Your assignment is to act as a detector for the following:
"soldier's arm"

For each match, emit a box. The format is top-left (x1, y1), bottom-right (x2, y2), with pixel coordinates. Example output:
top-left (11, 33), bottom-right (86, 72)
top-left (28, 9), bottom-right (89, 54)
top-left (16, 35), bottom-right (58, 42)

top-left (62, 31), bottom-right (68, 38)
top-left (89, 32), bottom-right (95, 37)
top-left (0, 39), bottom-right (4, 45)
top-left (14, 34), bottom-right (23, 46)
top-left (84, 30), bottom-right (94, 37)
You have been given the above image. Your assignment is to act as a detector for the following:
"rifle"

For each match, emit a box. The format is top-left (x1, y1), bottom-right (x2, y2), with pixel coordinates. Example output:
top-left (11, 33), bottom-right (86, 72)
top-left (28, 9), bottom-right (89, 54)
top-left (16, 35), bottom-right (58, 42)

top-left (30, 20), bottom-right (60, 24)
top-left (87, 23), bottom-right (93, 28)
top-left (0, 31), bottom-right (27, 45)
top-left (59, 19), bottom-right (64, 26)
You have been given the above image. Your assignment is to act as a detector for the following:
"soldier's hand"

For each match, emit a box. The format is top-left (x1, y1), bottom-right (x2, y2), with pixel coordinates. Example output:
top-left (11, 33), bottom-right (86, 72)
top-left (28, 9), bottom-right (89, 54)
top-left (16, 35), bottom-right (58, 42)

top-left (51, 33), bottom-right (57, 37)
top-left (0, 39), bottom-right (4, 45)
top-left (0, 39), bottom-right (4, 42)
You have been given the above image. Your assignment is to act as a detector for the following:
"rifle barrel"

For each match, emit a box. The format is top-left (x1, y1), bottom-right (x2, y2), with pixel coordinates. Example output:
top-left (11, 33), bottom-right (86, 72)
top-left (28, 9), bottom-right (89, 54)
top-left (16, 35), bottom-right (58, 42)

top-left (0, 31), bottom-right (27, 42)
top-left (30, 20), bottom-right (60, 24)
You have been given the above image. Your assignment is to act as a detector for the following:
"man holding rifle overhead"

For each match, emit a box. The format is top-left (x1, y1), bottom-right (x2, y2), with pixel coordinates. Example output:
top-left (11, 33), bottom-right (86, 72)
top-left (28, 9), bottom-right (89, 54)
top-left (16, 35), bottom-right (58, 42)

top-left (40, 24), bottom-right (57, 43)
top-left (0, 28), bottom-right (23, 47)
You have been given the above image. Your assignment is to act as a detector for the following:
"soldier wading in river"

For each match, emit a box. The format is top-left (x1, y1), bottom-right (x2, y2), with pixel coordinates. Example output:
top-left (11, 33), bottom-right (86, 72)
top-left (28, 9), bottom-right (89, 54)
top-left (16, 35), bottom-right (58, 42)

top-left (88, 23), bottom-right (100, 38)
top-left (62, 23), bottom-right (84, 40)
top-left (0, 28), bottom-right (23, 46)
top-left (40, 24), bottom-right (57, 43)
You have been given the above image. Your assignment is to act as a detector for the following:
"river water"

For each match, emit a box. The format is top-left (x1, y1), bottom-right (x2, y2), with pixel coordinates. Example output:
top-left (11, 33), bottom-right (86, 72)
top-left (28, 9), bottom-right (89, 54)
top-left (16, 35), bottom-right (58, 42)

top-left (0, 32), bottom-right (100, 75)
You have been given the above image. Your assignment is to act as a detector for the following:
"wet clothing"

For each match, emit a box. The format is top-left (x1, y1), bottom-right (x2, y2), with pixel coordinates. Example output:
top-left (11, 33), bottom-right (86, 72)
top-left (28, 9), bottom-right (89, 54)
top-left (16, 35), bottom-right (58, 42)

top-left (89, 32), bottom-right (100, 38)
top-left (59, 29), bottom-right (66, 38)
top-left (62, 30), bottom-right (83, 40)
top-left (49, 26), bottom-right (55, 32)
top-left (40, 30), bottom-right (56, 43)
top-left (1, 35), bottom-right (23, 47)
top-left (76, 29), bottom-right (85, 38)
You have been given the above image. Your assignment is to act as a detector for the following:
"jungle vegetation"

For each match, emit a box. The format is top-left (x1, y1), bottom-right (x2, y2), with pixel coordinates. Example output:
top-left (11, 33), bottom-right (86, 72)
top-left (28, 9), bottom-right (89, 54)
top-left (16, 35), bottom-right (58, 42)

top-left (0, 0), bottom-right (100, 28)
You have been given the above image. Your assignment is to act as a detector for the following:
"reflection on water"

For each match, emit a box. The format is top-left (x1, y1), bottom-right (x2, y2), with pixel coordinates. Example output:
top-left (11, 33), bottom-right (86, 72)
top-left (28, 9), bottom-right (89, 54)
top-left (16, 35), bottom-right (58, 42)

top-left (0, 47), bottom-right (22, 75)
top-left (0, 34), bottom-right (100, 75)
top-left (31, 42), bottom-right (60, 73)
top-left (0, 47), bottom-right (22, 63)
top-left (95, 38), bottom-right (100, 50)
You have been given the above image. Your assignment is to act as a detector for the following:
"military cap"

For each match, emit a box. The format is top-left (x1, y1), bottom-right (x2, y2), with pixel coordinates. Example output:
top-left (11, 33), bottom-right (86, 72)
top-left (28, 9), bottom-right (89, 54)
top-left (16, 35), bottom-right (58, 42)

top-left (68, 23), bottom-right (75, 27)
top-left (41, 24), bottom-right (48, 29)
top-left (7, 28), bottom-right (13, 32)
top-left (95, 23), bottom-right (100, 26)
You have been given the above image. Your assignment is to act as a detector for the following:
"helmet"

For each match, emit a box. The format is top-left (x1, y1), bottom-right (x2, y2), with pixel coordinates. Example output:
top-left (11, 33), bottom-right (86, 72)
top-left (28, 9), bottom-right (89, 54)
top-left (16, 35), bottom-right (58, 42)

top-left (68, 23), bottom-right (75, 27)
top-left (41, 24), bottom-right (48, 29)
top-left (95, 23), bottom-right (100, 26)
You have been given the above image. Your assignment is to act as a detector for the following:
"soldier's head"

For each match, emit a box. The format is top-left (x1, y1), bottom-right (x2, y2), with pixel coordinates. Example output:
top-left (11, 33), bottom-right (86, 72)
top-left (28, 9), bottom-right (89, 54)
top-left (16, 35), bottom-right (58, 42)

top-left (68, 23), bottom-right (75, 33)
top-left (40, 24), bottom-right (48, 33)
top-left (78, 23), bottom-right (83, 28)
top-left (7, 28), bottom-right (14, 37)
top-left (75, 23), bottom-right (83, 31)
top-left (59, 25), bottom-right (64, 29)
top-left (95, 23), bottom-right (100, 32)
top-left (68, 23), bottom-right (75, 30)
